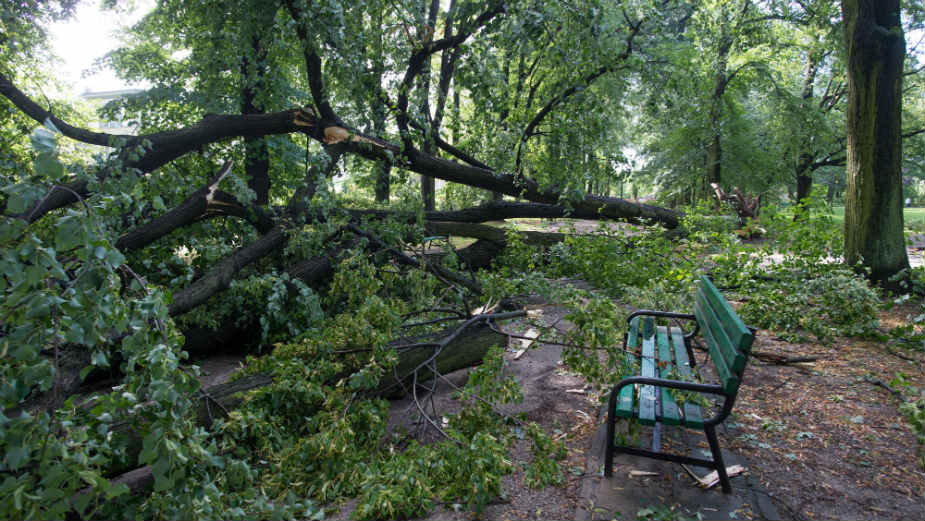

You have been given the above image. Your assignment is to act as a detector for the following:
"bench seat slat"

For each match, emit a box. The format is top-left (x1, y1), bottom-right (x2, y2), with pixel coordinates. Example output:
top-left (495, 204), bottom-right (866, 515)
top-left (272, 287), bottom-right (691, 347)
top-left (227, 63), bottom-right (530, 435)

top-left (669, 326), bottom-right (704, 428)
top-left (656, 326), bottom-right (682, 425)
top-left (615, 317), bottom-right (639, 419)
top-left (638, 318), bottom-right (657, 425)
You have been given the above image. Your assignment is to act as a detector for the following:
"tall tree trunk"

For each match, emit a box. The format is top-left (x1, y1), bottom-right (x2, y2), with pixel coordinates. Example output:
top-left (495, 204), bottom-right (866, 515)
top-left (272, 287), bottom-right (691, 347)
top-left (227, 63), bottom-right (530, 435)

top-left (419, 0), bottom-right (440, 211)
top-left (794, 53), bottom-right (820, 217)
top-left (842, 0), bottom-right (910, 285)
top-left (706, 38), bottom-right (731, 189)
top-left (372, 7), bottom-right (391, 204)
top-left (241, 33), bottom-right (270, 205)
top-left (373, 100), bottom-right (391, 204)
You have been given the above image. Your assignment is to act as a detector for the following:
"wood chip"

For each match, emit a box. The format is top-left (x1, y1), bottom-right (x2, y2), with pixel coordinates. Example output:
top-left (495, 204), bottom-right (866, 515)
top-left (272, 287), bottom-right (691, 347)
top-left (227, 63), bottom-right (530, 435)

top-left (629, 470), bottom-right (660, 478)
top-left (681, 464), bottom-right (747, 488)
top-left (512, 328), bottom-right (540, 359)
top-left (515, 328), bottom-right (540, 348)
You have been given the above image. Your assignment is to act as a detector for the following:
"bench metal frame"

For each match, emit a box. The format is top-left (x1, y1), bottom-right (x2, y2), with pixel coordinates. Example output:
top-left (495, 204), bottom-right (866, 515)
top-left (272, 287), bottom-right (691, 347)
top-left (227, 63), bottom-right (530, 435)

top-left (603, 310), bottom-right (755, 493)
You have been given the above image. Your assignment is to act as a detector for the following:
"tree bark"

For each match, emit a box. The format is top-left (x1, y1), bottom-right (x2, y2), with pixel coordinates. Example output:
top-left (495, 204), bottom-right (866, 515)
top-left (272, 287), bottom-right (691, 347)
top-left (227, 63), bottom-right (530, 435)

top-left (1, 73), bottom-right (682, 228)
top-left (794, 52), bottom-right (820, 216)
top-left (168, 227), bottom-right (287, 316)
top-left (454, 239), bottom-right (505, 270)
top-left (241, 32), bottom-right (271, 205)
top-left (372, 105), bottom-right (391, 204)
top-left (423, 221), bottom-right (566, 246)
top-left (707, 36), bottom-right (731, 189)
top-left (114, 162), bottom-right (275, 252)
top-left (350, 200), bottom-right (655, 223)
top-left (841, 0), bottom-right (910, 285)
top-left (94, 316), bottom-right (510, 492)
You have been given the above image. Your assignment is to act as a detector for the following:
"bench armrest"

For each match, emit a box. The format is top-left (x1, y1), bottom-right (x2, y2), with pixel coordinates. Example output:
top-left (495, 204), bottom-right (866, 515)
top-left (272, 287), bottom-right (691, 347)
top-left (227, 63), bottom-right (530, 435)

top-left (612, 375), bottom-right (722, 395)
top-left (626, 310), bottom-right (699, 339)
top-left (609, 376), bottom-right (733, 427)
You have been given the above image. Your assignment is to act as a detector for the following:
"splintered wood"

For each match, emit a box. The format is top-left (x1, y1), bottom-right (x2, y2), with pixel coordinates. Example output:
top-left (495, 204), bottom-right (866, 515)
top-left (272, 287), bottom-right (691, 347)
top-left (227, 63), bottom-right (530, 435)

top-left (512, 327), bottom-right (540, 359)
top-left (681, 464), bottom-right (747, 489)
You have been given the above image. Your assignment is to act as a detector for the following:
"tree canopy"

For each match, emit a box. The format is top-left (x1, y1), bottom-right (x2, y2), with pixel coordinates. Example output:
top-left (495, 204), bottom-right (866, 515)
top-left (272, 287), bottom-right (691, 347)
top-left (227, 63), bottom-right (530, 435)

top-left (0, 0), bottom-right (923, 519)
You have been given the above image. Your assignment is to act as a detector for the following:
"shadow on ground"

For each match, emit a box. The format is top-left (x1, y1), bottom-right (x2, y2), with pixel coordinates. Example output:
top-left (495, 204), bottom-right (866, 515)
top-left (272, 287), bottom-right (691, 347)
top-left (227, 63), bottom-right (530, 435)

top-left (576, 413), bottom-right (779, 520)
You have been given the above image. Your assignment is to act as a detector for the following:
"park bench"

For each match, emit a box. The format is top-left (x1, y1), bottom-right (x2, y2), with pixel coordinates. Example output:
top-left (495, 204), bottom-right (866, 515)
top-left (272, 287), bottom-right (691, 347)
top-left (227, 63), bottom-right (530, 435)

top-left (603, 275), bottom-right (756, 493)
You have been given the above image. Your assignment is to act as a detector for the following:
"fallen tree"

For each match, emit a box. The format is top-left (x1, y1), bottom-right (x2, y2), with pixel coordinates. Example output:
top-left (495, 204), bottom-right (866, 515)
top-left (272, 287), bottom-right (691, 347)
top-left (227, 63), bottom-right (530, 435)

top-left (76, 311), bottom-right (518, 506)
top-left (0, 3), bottom-right (691, 517)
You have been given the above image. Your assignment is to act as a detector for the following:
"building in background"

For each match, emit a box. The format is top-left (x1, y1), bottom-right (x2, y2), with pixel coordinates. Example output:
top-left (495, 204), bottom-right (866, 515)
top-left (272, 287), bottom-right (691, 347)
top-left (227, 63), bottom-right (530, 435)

top-left (79, 88), bottom-right (144, 135)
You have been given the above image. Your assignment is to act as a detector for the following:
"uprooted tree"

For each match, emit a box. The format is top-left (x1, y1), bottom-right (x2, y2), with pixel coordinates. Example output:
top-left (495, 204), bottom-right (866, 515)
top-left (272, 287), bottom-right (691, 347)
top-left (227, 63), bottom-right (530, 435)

top-left (0, 1), bottom-right (696, 518)
top-left (2, 0), bottom-right (919, 518)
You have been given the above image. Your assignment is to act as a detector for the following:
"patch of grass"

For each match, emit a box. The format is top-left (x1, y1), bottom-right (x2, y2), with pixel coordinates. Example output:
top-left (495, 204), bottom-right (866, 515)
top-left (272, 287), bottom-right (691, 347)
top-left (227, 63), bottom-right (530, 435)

top-left (827, 206), bottom-right (925, 232)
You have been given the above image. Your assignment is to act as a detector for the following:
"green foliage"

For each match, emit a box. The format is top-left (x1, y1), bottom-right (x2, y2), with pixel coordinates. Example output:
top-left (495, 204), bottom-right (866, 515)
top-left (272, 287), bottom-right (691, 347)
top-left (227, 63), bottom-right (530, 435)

top-left (738, 272), bottom-right (879, 343)
top-left (636, 504), bottom-right (693, 521)
top-left (560, 295), bottom-right (630, 389)
top-left (523, 422), bottom-right (567, 488)
top-left (222, 333), bottom-right (523, 519)
top-left (0, 130), bottom-right (322, 521)
top-left (3, 0), bottom-right (921, 518)
top-left (899, 394), bottom-right (925, 467)
top-left (713, 203), bottom-right (882, 343)
top-left (889, 373), bottom-right (925, 468)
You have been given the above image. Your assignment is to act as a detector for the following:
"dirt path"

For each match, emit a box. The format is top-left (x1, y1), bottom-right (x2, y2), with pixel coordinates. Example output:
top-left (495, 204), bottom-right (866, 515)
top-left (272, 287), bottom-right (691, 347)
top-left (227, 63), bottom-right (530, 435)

top-left (727, 302), bottom-right (925, 520)
top-left (407, 298), bottom-right (924, 521)
top-left (194, 295), bottom-right (923, 521)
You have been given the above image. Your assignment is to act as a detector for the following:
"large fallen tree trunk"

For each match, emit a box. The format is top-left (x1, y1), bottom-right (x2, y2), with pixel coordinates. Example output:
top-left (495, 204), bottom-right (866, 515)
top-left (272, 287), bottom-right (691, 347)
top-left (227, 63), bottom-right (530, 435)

top-left (1, 74), bottom-right (682, 229)
top-left (423, 221), bottom-right (567, 246)
top-left (90, 313), bottom-right (513, 498)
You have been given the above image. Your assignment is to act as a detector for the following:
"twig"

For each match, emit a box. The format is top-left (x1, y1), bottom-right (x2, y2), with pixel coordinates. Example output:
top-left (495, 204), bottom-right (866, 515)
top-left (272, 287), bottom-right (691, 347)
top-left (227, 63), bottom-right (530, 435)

top-left (401, 307), bottom-right (466, 319)
top-left (402, 315), bottom-right (466, 329)
top-left (411, 360), bottom-right (457, 442)
top-left (332, 342), bottom-right (441, 355)
top-left (883, 343), bottom-right (922, 363)
top-left (864, 376), bottom-right (906, 402)
top-left (768, 377), bottom-right (791, 393)
top-left (119, 264), bottom-right (230, 418)
top-left (751, 351), bottom-right (818, 365)
top-left (485, 320), bottom-right (638, 355)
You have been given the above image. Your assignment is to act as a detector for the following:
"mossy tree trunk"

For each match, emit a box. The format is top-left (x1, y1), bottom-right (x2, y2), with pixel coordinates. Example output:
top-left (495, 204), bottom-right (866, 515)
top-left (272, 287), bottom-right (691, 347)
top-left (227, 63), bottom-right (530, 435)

top-left (842, 0), bottom-right (910, 285)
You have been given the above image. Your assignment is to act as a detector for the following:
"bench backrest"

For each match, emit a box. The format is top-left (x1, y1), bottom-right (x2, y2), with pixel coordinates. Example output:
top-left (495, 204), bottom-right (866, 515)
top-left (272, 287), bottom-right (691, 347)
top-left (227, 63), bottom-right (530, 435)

top-left (694, 275), bottom-right (754, 395)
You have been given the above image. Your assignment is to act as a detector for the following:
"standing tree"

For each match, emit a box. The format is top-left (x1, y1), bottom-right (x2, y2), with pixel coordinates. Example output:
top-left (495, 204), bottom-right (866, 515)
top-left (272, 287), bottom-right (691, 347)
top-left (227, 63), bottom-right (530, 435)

top-left (841, 0), bottom-right (910, 285)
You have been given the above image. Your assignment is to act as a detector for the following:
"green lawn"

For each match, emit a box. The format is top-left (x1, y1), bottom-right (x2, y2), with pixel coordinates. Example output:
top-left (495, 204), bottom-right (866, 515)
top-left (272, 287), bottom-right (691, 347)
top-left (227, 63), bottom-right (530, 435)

top-left (828, 206), bottom-right (925, 232)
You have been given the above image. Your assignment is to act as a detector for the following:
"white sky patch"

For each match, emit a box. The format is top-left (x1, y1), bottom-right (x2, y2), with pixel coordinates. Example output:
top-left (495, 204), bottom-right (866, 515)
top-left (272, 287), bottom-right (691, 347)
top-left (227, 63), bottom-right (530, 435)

top-left (45, 3), bottom-right (922, 96)
top-left (49, 0), bottom-right (154, 95)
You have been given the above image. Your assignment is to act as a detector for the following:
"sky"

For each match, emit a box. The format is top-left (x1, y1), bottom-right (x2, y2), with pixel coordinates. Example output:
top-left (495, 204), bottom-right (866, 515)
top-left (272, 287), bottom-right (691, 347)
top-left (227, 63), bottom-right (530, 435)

top-left (48, 0), bottom-right (154, 94)
top-left (47, 1), bottom-right (922, 96)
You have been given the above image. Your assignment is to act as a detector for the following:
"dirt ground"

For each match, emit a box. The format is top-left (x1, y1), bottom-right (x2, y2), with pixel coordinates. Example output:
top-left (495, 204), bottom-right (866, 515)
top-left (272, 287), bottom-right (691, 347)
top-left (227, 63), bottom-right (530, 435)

top-left (195, 255), bottom-right (925, 521)
top-left (728, 300), bottom-right (925, 521)
top-left (464, 300), bottom-right (923, 521)
top-left (398, 299), bottom-right (925, 521)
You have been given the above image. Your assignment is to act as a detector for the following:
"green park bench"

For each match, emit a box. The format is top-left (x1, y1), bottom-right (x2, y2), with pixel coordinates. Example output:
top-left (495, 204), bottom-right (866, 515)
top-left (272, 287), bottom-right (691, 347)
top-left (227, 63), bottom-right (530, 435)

top-left (603, 275), bottom-right (756, 493)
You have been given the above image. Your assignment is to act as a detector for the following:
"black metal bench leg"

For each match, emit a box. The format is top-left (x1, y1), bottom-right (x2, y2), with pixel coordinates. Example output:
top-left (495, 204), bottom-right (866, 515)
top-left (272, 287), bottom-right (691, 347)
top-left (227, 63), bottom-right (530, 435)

top-left (704, 424), bottom-right (730, 493)
top-left (604, 390), bottom-right (616, 477)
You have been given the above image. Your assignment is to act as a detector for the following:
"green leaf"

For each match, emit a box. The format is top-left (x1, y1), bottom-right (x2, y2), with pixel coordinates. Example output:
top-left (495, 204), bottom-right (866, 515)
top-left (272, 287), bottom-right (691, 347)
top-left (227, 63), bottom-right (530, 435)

top-left (5, 446), bottom-right (30, 470)
top-left (30, 127), bottom-right (57, 155)
top-left (43, 117), bottom-right (61, 135)
top-left (33, 154), bottom-right (64, 180)
top-left (1, 183), bottom-right (44, 214)
top-left (79, 470), bottom-right (100, 486)
top-left (55, 216), bottom-right (83, 251)
top-left (90, 351), bottom-right (108, 367)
